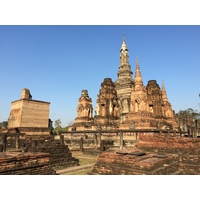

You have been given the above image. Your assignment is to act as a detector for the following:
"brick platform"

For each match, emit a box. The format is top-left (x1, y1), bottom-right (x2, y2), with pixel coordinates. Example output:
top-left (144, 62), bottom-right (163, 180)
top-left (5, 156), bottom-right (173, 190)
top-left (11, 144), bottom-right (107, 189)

top-left (26, 139), bottom-right (79, 170)
top-left (0, 152), bottom-right (56, 175)
top-left (136, 135), bottom-right (200, 175)
top-left (90, 135), bottom-right (200, 175)
top-left (90, 150), bottom-right (178, 175)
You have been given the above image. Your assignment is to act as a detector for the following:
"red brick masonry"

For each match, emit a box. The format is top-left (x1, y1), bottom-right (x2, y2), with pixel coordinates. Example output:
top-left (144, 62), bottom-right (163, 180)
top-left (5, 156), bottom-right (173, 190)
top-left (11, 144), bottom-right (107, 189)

top-left (91, 135), bottom-right (200, 175)
top-left (91, 150), bottom-right (178, 175)
top-left (0, 152), bottom-right (57, 175)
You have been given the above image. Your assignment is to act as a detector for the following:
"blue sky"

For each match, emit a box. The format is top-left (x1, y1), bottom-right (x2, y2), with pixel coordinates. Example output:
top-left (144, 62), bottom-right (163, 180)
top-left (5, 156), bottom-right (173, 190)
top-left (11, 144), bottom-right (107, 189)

top-left (1, 25), bottom-right (200, 126)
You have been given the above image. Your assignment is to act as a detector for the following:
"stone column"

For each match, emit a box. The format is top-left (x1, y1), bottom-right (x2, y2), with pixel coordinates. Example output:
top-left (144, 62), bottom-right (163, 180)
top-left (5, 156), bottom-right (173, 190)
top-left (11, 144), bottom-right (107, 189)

top-left (159, 130), bottom-right (162, 136)
top-left (80, 137), bottom-right (84, 152)
top-left (0, 144), bottom-right (3, 152)
top-left (2, 134), bottom-right (7, 152)
top-left (98, 131), bottom-right (101, 146)
top-left (136, 132), bottom-right (138, 140)
top-left (60, 134), bottom-right (64, 145)
top-left (194, 129), bottom-right (198, 138)
top-left (120, 131), bottom-right (123, 150)
top-left (100, 140), bottom-right (104, 151)
top-left (94, 133), bottom-right (97, 148)
top-left (179, 128), bottom-right (182, 137)
top-left (167, 129), bottom-right (170, 136)
top-left (15, 134), bottom-right (19, 149)
top-left (188, 127), bottom-right (192, 137)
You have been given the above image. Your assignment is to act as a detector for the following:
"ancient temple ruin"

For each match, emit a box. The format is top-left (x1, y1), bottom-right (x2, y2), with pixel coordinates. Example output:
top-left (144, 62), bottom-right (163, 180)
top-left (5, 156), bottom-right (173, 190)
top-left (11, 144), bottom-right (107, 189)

top-left (8, 88), bottom-right (51, 135)
top-left (72, 36), bottom-right (178, 131)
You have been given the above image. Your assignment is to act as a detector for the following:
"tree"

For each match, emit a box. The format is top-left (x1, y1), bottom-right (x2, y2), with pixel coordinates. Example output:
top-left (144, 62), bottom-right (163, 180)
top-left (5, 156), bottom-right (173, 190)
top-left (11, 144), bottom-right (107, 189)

top-left (176, 108), bottom-right (200, 132)
top-left (54, 119), bottom-right (62, 129)
top-left (0, 121), bottom-right (8, 128)
top-left (53, 119), bottom-right (62, 135)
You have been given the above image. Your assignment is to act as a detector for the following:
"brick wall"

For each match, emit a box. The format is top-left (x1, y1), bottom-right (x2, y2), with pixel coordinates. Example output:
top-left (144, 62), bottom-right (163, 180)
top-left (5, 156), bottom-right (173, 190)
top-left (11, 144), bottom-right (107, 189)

top-left (0, 152), bottom-right (56, 175)
top-left (25, 137), bottom-right (79, 169)
top-left (1, 134), bottom-right (79, 170)
top-left (90, 151), bottom-right (179, 175)
top-left (136, 135), bottom-right (200, 174)
top-left (8, 99), bottom-right (50, 129)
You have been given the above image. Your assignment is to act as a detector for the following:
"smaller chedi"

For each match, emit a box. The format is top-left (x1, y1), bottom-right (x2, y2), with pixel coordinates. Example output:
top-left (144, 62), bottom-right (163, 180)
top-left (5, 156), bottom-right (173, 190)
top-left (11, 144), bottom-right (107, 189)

top-left (8, 88), bottom-right (51, 135)
top-left (72, 90), bottom-right (94, 131)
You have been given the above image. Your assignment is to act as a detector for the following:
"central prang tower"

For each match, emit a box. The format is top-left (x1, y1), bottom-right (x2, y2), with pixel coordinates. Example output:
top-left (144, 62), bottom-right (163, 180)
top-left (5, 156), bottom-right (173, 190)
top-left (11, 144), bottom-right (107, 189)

top-left (114, 35), bottom-right (134, 122)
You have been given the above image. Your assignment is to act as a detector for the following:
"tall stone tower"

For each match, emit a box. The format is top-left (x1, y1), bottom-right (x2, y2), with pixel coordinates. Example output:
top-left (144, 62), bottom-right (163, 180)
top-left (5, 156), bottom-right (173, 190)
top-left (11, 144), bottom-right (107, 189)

top-left (130, 57), bottom-right (148, 113)
top-left (146, 80), bottom-right (164, 116)
top-left (115, 35), bottom-right (133, 121)
top-left (161, 81), bottom-right (178, 129)
top-left (95, 78), bottom-right (120, 129)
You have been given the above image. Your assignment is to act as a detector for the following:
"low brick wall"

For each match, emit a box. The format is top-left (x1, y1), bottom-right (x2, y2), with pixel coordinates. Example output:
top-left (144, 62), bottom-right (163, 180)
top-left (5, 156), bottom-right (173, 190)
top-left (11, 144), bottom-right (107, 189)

top-left (0, 133), bottom-right (26, 151)
top-left (0, 134), bottom-right (79, 170)
top-left (26, 139), bottom-right (79, 170)
top-left (90, 151), bottom-right (179, 175)
top-left (90, 135), bottom-right (200, 175)
top-left (136, 135), bottom-right (200, 174)
top-left (0, 152), bottom-right (56, 175)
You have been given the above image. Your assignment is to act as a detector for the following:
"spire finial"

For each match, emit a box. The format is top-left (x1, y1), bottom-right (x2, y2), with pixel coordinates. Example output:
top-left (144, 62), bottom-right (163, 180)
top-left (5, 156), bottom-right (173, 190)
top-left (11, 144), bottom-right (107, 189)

top-left (122, 32), bottom-right (125, 42)
top-left (162, 80), bottom-right (168, 102)
top-left (162, 80), bottom-right (165, 90)
top-left (134, 56), bottom-right (143, 88)
top-left (136, 56), bottom-right (139, 66)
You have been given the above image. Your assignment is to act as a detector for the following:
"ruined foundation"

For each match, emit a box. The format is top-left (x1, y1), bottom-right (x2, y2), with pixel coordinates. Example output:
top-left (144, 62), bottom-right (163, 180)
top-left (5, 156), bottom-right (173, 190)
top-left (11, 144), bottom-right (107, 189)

top-left (0, 152), bottom-right (57, 175)
top-left (90, 135), bottom-right (200, 175)
top-left (136, 134), bottom-right (200, 175)
top-left (90, 150), bottom-right (178, 175)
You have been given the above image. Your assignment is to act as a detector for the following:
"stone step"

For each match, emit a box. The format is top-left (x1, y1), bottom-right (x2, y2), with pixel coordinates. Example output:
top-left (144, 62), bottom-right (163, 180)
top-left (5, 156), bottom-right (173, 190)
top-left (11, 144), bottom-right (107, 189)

top-left (56, 164), bottom-right (93, 175)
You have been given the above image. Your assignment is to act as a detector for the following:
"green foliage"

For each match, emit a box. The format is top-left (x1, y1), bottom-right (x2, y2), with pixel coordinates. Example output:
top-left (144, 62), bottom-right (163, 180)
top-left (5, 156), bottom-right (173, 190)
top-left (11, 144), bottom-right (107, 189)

top-left (52, 119), bottom-right (68, 135)
top-left (61, 127), bottom-right (68, 132)
top-left (52, 119), bottom-right (62, 135)
top-left (0, 121), bottom-right (8, 128)
top-left (176, 108), bottom-right (200, 120)
top-left (54, 119), bottom-right (62, 129)
top-left (176, 108), bottom-right (200, 127)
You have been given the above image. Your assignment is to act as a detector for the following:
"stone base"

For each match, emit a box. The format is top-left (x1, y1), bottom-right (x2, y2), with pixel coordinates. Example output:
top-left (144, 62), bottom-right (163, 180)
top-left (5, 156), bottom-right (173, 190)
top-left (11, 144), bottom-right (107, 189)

top-left (90, 150), bottom-right (179, 175)
top-left (135, 135), bottom-right (200, 174)
top-left (18, 127), bottom-right (50, 135)
top-left (25, 138), bottom-right (79, 170)
top-left (0, 152), bottom-right (57, 175)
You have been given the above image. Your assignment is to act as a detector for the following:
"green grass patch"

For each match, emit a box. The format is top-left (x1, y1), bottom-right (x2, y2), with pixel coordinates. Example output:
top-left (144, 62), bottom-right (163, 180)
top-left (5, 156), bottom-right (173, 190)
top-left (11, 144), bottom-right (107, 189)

top-left (61, 153), bottom-right (98, 175)
top-left (72, 153), bottom-right (98, 166)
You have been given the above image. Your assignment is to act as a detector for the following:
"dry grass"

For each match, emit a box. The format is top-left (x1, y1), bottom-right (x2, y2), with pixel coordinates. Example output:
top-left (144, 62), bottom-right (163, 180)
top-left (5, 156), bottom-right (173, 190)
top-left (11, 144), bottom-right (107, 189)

top-left (63, 153), bottom-right (98, 175)
top-left (73, 153), bottom-right (98, 165)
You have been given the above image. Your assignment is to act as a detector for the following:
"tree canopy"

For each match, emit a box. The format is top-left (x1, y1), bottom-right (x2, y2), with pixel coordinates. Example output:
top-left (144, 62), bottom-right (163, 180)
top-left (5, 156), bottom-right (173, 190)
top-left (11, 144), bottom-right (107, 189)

top-left (176, 108), bottom-right (200, 120)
